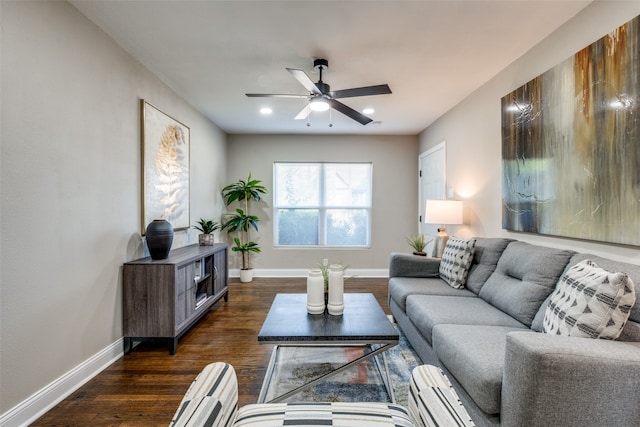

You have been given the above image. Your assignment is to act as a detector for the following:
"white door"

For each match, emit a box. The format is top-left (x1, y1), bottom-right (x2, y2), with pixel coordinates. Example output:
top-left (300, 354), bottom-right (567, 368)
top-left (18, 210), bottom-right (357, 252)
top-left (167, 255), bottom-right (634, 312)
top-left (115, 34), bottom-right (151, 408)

top-left (419, 141), bottom-right (446, 235)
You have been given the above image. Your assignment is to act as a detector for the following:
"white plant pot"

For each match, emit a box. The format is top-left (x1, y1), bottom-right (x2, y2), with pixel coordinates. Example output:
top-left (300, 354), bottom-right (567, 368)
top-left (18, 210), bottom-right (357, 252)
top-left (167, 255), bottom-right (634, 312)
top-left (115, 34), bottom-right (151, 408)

top-left (239, 269), bottom-right (254, 283)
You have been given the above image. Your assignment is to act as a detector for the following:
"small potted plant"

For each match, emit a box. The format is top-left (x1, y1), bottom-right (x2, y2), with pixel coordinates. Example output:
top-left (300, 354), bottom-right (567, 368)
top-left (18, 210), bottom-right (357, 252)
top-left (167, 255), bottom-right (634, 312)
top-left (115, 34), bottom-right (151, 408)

top-left (406, 233), bottom-right (431, 256)
top-left (193, 218), bottom-right (220, 246)
top-left (316, 260), bottom-right (353, 295)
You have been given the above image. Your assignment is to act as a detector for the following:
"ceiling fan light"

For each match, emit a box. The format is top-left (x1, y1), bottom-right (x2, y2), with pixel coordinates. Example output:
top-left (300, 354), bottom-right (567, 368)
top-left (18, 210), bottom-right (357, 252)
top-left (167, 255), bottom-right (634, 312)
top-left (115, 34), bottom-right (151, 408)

top-left (309, 97), bottom-right (330, 112)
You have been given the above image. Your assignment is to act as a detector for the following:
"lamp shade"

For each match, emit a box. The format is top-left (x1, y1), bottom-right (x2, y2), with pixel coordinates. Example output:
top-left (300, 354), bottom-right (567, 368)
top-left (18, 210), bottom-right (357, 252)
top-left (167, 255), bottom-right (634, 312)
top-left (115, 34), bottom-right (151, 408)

top-left (425, 200), bottom-right (463, 225)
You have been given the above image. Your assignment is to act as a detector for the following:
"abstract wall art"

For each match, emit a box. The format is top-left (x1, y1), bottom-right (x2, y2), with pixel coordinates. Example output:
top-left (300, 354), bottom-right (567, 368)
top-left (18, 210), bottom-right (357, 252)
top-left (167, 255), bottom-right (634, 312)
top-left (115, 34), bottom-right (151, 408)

top-left (501, 15), bottom-right (639, 246)
top-left (141, 100), bottom-right (190, 234)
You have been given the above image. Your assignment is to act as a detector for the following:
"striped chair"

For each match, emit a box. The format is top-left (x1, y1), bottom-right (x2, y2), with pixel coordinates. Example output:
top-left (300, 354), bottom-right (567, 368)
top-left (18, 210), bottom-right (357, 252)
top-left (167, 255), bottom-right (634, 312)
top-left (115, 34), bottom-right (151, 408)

top-left (170, 362), bottom-right (474, 427)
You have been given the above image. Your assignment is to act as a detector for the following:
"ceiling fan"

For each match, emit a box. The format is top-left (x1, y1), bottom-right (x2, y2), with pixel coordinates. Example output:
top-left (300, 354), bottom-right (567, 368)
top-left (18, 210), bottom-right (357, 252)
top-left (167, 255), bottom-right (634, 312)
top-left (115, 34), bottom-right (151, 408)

top-left (246, 58), bottom-right (392, 125)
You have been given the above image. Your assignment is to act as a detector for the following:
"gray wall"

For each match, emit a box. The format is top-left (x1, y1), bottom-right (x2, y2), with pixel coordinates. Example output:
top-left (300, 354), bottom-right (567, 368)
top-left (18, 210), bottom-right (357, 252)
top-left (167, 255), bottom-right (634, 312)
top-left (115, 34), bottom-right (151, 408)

top-left (419, 0), bottom-right (640, 265)
top-left (226, 134), bottom-right (419, 274)
top-left (0, 1), bottom-right (227, 415)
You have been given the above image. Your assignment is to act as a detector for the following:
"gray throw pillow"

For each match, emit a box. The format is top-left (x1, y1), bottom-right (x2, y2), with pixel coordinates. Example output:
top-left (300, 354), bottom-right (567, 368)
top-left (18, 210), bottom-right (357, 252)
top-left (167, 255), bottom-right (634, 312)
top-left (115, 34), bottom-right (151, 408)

top-left (543, 260), bottom-right (636, 340)
top-left (439, 237), bottom-right (476, 289)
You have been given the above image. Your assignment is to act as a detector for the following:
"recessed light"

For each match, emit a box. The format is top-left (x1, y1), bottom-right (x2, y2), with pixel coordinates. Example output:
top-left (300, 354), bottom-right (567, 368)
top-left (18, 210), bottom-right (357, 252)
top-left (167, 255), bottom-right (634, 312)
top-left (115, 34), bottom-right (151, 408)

top-left (260, 107), bottom-right (272, 115)
top-left (362, 108), bottom-right (375, 115)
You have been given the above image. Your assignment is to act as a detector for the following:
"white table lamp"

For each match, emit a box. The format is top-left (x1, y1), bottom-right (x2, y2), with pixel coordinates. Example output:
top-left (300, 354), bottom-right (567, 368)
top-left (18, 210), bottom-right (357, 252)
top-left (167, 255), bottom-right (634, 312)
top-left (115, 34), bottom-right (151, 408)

top-left (425, 200), bottom-right (463, 257)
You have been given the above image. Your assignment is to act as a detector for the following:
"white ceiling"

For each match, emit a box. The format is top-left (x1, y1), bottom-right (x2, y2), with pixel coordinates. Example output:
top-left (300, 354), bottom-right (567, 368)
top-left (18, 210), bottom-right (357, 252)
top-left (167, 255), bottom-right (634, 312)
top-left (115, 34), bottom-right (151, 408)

top-left (70, 0), bottom-right (591, 135)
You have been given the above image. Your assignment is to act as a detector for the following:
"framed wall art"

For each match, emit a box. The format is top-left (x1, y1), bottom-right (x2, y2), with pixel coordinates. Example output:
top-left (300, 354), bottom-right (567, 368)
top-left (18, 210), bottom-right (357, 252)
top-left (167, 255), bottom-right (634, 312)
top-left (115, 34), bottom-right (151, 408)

top-left (501, 15), bottom-right (639, 246)
top-left (141, 99), bottom-right (190, 234)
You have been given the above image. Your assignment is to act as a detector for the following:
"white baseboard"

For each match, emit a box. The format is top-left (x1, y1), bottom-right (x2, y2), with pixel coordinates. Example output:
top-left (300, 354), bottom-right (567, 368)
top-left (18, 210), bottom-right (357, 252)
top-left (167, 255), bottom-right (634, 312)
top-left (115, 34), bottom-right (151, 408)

top-left (1, 270), bottom-right (389, 425)
top-left (0, 339), bottom-right (124, 427)
top-left (229, 268), bottom-right (389, 278)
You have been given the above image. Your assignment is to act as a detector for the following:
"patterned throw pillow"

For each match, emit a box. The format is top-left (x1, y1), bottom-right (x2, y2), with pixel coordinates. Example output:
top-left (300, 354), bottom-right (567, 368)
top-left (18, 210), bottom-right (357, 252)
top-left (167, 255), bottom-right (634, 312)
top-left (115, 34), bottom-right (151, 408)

top-left (439, 237), bottom-right (476, 289)
top-left (543, 260), bottom-right (636, 340)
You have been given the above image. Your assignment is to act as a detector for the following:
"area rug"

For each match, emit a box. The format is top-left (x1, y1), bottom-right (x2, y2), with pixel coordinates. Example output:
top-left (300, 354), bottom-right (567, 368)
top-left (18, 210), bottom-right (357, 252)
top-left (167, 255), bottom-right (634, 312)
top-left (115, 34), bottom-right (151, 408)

top-left (261, 320), bottom-right (421, 406)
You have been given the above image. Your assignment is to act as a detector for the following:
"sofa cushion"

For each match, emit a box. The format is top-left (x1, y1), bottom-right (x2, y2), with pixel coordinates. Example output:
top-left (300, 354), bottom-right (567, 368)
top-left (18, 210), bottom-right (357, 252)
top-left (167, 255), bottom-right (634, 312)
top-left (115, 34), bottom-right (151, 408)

top-left (543, 260), bottom-right (636, 340)
top-left (389, 277), bottom-right (476, 311)
top-left (406, 295), bottom-right (527, 344)
top-left (533, 255), bottom-right (640, 339)
top-left (432, 325), bottom-right (532, 415)
top-left (478, 242), bottom-right (574, 327)
top-left (439, 237), bottom-right (476, 289)
top-left (530, 294), bottom-right (552, 332)
top-left (465, 238), bottom-right (515, 294)
top-left (564, 253), bottom-right (640, 324)
top-left (618, 320), bottom-right (640, 342)
top-left (234, 402), bottom-right (414, 427)
top-left (558, 253), bottom-right (640, 343)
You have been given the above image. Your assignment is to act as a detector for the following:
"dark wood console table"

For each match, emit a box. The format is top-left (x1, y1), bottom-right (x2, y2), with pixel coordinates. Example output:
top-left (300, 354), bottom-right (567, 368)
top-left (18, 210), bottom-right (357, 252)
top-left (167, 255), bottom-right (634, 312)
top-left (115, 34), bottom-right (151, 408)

top-left (123, 243), bottom-right (228, 355)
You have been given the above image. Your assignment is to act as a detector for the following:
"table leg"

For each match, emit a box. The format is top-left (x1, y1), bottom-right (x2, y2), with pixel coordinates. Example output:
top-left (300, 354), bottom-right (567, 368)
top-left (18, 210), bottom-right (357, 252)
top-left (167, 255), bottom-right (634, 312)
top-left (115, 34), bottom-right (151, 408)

top-left (373, 348), bottom-right (395, 403)
top-left (123, 337), bottom-right (132, 355)
top-left (257, 346), bottom-right (279, 403)
top-left (169, 337), bottom-right (178, 355)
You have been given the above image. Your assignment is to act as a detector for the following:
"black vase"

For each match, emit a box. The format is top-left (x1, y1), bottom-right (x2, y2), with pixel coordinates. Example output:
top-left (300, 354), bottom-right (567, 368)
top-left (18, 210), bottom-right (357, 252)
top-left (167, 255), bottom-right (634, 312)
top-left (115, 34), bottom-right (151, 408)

top-left (145, 219), bottom-right (174, 260)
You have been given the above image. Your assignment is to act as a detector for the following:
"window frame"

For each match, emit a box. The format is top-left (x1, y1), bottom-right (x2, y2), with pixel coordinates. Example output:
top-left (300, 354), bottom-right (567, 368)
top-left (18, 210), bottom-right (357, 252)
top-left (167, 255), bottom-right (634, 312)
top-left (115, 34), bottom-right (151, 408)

top-left (273, 161), bottom-right (373, 248)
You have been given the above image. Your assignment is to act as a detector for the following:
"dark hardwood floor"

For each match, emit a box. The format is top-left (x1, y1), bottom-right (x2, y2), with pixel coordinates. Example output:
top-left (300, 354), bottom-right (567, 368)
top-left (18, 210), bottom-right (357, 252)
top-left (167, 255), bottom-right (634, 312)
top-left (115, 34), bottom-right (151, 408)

top-left (32, 278), bottom-right (390, 426)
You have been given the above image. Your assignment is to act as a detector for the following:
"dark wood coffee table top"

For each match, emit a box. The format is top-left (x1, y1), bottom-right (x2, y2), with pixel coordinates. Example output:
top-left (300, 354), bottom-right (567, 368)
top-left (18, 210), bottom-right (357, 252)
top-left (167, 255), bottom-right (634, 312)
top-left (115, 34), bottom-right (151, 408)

top-left (258, 293), bottom-right (399, 344)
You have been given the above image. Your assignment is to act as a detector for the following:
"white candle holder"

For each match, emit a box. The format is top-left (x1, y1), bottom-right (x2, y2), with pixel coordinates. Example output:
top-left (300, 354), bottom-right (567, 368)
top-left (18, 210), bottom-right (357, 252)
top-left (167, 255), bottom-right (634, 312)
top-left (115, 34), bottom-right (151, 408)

top-left (306, 269), bottom-right (325, 314)
top-left (327, 264), bottom-right (344, 315)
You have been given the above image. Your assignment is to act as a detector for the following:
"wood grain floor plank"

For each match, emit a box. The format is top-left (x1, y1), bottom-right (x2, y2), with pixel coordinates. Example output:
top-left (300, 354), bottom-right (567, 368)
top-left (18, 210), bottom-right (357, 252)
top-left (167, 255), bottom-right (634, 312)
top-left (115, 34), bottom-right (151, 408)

top-left (31, 278), bottom-right (389, 426)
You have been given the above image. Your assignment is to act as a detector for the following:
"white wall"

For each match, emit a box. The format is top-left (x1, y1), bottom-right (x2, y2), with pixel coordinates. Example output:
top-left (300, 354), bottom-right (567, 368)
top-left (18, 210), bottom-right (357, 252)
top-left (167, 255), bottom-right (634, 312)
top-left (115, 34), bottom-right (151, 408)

top-left (226, 134), bottom-right (418, 274)
top-left (0, 0), bottom-right (227, 420)
top-left (419, 0), bottom-right (640, 264)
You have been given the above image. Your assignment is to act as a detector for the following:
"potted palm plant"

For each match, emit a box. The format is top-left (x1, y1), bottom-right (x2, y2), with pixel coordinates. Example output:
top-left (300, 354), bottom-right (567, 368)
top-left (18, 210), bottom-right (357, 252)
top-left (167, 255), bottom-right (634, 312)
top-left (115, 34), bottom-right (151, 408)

top-left (221, 174), bottom-right (268, 282)
top-left (193, 218), bottom-right (220, 246)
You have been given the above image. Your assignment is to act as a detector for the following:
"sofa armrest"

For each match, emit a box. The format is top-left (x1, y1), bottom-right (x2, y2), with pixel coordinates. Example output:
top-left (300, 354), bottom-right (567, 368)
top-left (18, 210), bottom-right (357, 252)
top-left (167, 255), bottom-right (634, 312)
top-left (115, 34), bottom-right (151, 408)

top-left (408, 365), bottom-right (475, 427)
top-left (502, 332), bottom-right (640, 427)
top-left (389, 252), bottom-right (441, 278)
top-left (169, 362), bottom-right (238, 427)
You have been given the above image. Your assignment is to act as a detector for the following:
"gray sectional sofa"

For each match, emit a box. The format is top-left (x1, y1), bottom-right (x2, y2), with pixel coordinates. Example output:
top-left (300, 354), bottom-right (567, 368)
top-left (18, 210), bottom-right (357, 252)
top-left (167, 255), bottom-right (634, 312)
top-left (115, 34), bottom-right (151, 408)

top-left (389, 237), bottom-right (640, 427)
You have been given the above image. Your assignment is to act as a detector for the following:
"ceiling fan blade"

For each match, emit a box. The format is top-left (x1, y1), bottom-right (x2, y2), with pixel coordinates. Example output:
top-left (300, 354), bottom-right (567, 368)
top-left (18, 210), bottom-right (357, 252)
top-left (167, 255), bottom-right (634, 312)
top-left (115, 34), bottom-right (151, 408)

top-left (294, 104), bottom-right (311, 120)
top-left (286, 68), bottom-right (322, 95)
top-left (246, 93), bottom-right (308, 98)
top-left (329, 99), bottom-right (373, 125)
top-left (331, 84), bottom-right (392, 99)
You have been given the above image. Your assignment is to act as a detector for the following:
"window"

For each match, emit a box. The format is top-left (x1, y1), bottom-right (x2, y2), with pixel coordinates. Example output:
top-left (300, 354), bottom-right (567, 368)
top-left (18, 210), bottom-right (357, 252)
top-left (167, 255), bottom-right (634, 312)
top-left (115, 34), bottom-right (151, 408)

top-left (274, 162), bottom-right (372, 247)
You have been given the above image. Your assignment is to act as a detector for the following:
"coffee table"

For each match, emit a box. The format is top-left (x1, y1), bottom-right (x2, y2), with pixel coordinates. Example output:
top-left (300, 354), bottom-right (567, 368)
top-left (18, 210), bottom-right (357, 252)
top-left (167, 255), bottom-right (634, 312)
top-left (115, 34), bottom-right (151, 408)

top-left (257, 293), bottom-right (399, 403)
